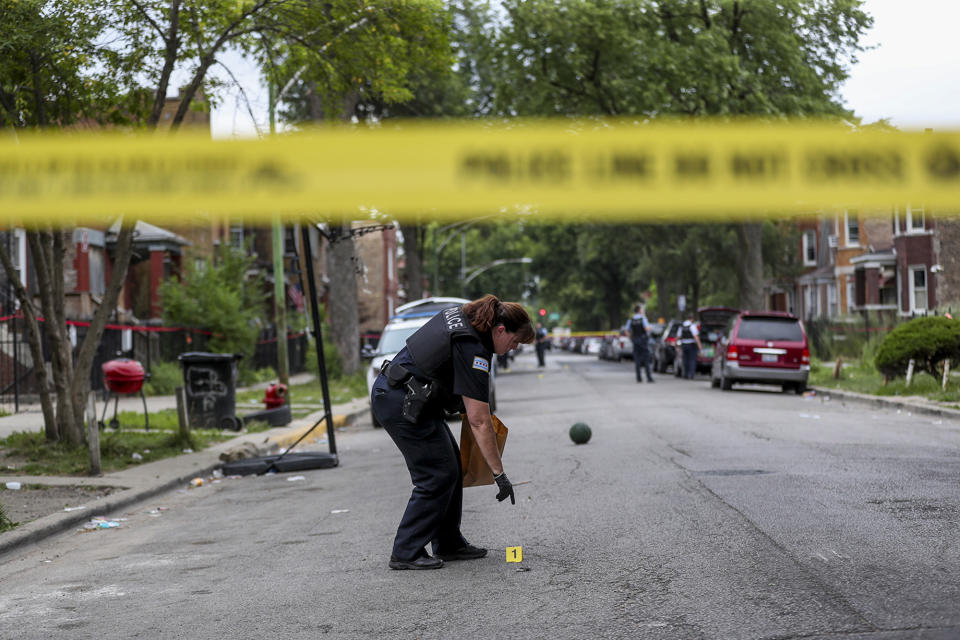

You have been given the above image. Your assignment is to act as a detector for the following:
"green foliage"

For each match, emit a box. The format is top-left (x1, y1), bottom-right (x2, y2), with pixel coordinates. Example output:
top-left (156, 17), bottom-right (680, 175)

top-left (271, 0), bottom-right (454, 123)
top-left (0, 0), bottom-right (127, 129)
top-left (143, 361), bottom-right (182, 396)
top-left (874, 316), bottom-right (960, 380)
top-left (495, 0), bottom-right (872, 118)
top-left (304, 335), bottom-right (344, 381)
top-left (0, 500), bottom-right (16, 532)
top-left (237, 366), bottom-right (278, 387)
top-left (159, 246), bottom-right (267, 360)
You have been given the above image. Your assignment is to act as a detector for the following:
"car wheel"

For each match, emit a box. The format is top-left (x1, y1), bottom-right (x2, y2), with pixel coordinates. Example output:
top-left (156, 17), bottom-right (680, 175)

top-left (720, 369), bottom-right (732, 391)
top-left (711, 374), bottom-right (720, 389)
top-left (794, 382), bottom-right (807, 395)
top-left (371, 407), bottom-right (382, 429)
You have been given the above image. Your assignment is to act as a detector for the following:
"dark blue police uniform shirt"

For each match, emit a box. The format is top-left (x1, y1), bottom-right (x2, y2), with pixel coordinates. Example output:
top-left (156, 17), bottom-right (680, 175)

top-left (389, 332), bottom-right (492, 405)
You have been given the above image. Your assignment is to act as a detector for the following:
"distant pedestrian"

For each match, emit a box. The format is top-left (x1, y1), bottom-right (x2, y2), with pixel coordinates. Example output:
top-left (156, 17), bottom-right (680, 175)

top-left (535, 322), bottom-right (548, 367)
top-left (677, 313), bottom-right (702, 379)
top-left (627, 304), bottom-right (654, 383)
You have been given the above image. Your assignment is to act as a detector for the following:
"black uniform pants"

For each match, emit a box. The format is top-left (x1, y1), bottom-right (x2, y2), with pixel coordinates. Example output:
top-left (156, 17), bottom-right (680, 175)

top-left (633, 342), bottom-right (653, 381)
top-left (371, 378), bottom-right (467, 561)
top-left (535, 342), bottom-right (546, 366)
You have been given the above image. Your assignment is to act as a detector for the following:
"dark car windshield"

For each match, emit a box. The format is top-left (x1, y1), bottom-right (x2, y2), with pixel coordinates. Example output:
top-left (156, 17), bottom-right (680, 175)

top-left (737, 317), bottom-right (803, 342)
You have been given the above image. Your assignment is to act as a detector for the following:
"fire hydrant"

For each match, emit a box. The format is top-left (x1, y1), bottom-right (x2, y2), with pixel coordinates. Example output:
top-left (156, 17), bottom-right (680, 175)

top-left (263, 383), bottom-right (288, 409)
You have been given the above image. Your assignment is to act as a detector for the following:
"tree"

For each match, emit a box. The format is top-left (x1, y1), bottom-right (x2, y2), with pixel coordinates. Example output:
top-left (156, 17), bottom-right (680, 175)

top-left (0, 0), bottom-right (124, 130)
top-left (0, 2), bottom-right (137, 455)
top-left (493, 0), bottom-right (872, 311)
top-left (267, 1), bottom-right (453, 373)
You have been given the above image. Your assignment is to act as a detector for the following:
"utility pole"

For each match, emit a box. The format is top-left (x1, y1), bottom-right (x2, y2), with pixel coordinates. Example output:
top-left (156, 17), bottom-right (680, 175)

top-left (268, 77), bottom-right (289, 387)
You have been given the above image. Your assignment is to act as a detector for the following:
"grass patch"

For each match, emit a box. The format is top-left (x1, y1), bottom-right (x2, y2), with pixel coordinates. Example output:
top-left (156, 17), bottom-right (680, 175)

top-left (234, 372), bottom-right (367, 412)
top-left (0, 428), bottom-right (233, 476)
top-left (810, 358), bottom-right (960, 402)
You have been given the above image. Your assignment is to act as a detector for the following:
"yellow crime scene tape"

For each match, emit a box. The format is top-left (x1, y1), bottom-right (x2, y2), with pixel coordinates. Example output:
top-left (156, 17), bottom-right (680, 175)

top-left (2, 120), bottom-right (959, 224)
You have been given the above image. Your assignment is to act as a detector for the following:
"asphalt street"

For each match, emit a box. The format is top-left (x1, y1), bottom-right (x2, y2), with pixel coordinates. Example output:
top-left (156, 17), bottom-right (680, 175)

top-left (2, 350), bottom-right (959, 640)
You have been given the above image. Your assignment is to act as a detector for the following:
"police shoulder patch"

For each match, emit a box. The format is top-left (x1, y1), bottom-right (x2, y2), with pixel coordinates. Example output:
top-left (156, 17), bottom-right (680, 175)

top-left (472, 356), bottom-right (490, 372)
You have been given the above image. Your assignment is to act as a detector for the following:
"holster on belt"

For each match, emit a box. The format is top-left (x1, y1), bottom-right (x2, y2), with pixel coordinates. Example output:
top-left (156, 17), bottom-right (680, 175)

top-left (382, 360), bottom-right (435, 422)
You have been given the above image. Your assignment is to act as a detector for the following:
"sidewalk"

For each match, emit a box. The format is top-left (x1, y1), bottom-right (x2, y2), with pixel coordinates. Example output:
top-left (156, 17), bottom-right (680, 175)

top-left (0, 391), bottom-right (370, 557)
top-left (0, 372), bottom-right (317, 440)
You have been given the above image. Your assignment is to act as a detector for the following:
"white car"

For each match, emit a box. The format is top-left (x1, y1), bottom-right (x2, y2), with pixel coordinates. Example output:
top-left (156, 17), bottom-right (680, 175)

top-left (365, 297), bottom-right (497, 427)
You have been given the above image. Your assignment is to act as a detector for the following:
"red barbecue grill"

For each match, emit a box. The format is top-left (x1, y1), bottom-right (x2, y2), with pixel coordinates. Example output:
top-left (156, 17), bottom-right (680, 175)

top-left (100, 358), bottom-right (150, 430)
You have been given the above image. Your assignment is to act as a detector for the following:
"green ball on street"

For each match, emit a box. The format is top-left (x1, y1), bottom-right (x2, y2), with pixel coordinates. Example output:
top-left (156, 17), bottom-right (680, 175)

top-left (569, 422), bottom-right (592, 444)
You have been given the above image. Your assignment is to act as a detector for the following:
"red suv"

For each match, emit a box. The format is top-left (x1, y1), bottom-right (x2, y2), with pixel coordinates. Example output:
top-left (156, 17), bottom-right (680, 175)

top-left (710, 311), bottom-right (810, 394)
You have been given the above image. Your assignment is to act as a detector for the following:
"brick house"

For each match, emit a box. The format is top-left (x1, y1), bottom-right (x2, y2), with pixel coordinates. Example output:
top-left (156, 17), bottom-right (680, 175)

top-left (788, 207), bottom-right (960, 320)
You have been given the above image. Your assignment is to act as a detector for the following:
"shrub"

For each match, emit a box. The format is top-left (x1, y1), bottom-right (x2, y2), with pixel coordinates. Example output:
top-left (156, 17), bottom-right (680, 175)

top-left (143, 361), bottom-right (182, 396)
top-left (159, 245), bottom-right (267, 359)
top-left (874, 316), bottom-right (960, 380)
top-left (304, 333), bottom-right (343, 381)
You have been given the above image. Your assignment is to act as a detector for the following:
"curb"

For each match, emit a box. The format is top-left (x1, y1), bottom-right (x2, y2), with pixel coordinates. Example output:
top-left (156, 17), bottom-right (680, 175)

top-left (0, 461), bottom-right (221, 558)
top-left (809, 386), bottom-right (960, 422)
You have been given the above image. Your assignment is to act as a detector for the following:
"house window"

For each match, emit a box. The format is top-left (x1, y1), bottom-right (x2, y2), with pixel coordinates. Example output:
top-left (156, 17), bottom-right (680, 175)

top-left (88, 247), bottom-right (105, 296)
top-left (847, 279), bottom-right (857, 313)
top-left (906, 206), bottom-right (925, 232)
top-left (229, 226), bottom-right (244, 250)
top-left (844, 210), bottom-right (860, 245)
top-left (802, 230), bottom-right (816, 266)
top-left (909, 265), bottom-right (927, 313)
top-left (827, 283), bottom-right (838, 317)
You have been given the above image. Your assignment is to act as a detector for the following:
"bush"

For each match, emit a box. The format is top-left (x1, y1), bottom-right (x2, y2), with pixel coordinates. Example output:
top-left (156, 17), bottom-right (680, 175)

top-left (874, 316), bottom-right (960, 380)
top-left (143, 361), bottom-right (182, 396)
top-left (304, 333), bottom-right (343, 380)
top-left (159, 244), bottom-right (267, 359)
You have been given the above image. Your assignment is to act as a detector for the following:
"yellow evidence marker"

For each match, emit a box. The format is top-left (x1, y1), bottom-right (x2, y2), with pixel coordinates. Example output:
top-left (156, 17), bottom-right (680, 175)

top-left (506, 546), bottom-right (523, 563)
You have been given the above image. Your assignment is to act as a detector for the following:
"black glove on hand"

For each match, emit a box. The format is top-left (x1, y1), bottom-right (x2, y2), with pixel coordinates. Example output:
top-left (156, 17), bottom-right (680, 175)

top-left (494, 472), bottom-right (515, 504)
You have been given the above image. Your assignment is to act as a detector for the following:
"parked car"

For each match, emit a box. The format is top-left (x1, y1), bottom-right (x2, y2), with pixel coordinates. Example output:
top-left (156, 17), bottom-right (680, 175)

top-left (653, 319), bottom-right (682, 373)
top-left (598, 332), bottom-right (632, 361)
top-left (694, 307), bottom-right (740, 374)
top-left (582, 336), bottom-right (603, 355)
top-left (710, 310), bottom-right (810, 393)
top-left (364, 297), bottom-right (497, 426)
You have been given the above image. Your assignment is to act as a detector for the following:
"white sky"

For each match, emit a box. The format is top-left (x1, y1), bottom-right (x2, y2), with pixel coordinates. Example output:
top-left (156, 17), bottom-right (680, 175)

top-left (208, 0), bottom-right (960, 139)
top-left (839, 0), bottom-right (960, 129)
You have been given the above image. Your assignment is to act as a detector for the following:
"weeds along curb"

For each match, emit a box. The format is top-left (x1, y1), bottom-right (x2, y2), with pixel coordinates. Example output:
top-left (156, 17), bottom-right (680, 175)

top-left (810, 386), bottom-right (960, 422)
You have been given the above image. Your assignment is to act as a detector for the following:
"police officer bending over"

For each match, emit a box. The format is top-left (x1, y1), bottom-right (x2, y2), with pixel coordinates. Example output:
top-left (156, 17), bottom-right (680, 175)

top-left (371, 294), bottom-right (535, 570)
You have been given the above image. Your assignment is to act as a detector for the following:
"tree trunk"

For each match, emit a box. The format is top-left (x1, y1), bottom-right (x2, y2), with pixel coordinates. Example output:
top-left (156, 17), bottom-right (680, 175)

top-left (400, 221), bottom-right (423, 301)
top-left (326, 219), bottom-right (360, 375)
top-left (735, 222), bottom-right (764, 310)
top-left (0, 238), bottom-right (57, 440)
top-left (70, 219), bottom-right (135, 464)
top-left (27, 230), bottom-right (76, 442)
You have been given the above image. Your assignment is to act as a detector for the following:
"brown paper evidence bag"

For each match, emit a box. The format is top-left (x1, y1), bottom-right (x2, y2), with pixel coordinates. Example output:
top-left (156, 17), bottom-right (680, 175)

top-left (459, 414), bottom-right (508, 488)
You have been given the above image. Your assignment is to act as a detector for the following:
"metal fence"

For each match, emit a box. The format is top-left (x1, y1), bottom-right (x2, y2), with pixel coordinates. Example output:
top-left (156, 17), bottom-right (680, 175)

top-left (0, 317), bottom-right (308, 413)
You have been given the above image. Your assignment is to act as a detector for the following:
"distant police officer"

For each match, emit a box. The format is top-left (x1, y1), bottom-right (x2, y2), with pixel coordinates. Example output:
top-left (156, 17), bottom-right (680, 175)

top-left (678, 312), bottom-right (702, 379)
top-left (535, 321), bottom-right (548, 367)
top-left (627, 304), bottom-right (654, 383)
top-left (371, 294), bottom-right (535, 570)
